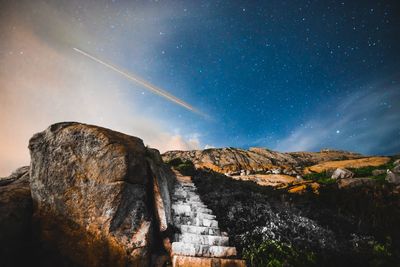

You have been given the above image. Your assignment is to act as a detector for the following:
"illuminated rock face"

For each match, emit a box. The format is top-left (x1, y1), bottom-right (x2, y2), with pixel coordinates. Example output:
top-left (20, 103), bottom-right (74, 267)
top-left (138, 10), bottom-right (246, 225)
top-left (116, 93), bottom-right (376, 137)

top-left (28, 122), bottom-right (163, 267)
top-left (162, 147), bottom-right (364, 175)
top-left (170, 171), bottom-right (246, 266)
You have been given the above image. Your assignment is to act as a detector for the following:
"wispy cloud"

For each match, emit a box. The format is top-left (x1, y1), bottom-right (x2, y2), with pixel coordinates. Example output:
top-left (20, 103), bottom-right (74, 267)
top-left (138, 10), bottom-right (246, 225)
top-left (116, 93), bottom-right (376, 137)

top-left (0, 1), bottom-right (201, 176)
top-left (275, 79), bottom-right (400, 155)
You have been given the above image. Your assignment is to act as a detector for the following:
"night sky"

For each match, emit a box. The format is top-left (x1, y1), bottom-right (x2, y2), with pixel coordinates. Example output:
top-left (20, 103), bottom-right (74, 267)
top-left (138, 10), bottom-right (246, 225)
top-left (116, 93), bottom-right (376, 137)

top-left (0, 0), bottom-right (399, 175)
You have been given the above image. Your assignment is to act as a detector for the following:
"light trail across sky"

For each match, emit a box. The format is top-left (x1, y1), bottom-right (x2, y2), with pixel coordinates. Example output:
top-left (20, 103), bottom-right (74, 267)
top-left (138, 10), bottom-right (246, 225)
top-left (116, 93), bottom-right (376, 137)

top-left (73, 47), bottom-right (205, 117)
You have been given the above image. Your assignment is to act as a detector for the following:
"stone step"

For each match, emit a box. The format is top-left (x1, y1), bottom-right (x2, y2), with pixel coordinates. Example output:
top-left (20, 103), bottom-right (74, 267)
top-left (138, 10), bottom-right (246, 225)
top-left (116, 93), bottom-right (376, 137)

top-left (174, 216), bottom-right (218, 228)
top-left (175, 233), bottom-right (229, 246)
top-left (172, 201), bottom-right (207, 209)
top-left (172, 204), bottom-right (212, 214)
top-left (175, 183), bottom-right (196, 188)
top-left (174, 185), bottom-right (196, 190)
top-left (178, 225), bottom-right (221, 236)
top-left (172, 255), bottom-right (246, 267)
top-left (174, 186), bottom-right (196, 191)
top-left (172, 195), bottom-right (201, 202)
top-left (173, 193), bottom-right (199, 199)
top-left (171, 242), bottom-right (237, 258)
top-left (174, 211), bottom-right (216, 220)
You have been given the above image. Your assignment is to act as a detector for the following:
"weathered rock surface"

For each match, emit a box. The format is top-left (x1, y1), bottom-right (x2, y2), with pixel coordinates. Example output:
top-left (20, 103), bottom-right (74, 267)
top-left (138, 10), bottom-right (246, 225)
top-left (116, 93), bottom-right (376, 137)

top-left (386, 171), bottom-right (400, 185)
top-left (0, 166), bottom-right (30, 186)
top-left (337, 177), bottom-right (377, 189)
top-left (331, 168), bottom-right (354, 180)
top-left (162, 147), bottom-right (363, 175)
top-left (372, 169), bottom-right (386, 176)
top-left (0, 166), bottom-right (32, 267)
top-left (28, 122), bottom-right (172, 267)
top-left (305, 157), bottom-right (390, 174)
top-left (230, 174), bottom-right (297, 187)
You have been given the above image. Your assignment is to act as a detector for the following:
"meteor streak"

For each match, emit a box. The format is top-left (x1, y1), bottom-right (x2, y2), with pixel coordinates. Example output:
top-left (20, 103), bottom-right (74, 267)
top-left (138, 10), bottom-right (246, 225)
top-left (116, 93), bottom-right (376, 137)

top-left (73, 47), bottom-right (204, 116)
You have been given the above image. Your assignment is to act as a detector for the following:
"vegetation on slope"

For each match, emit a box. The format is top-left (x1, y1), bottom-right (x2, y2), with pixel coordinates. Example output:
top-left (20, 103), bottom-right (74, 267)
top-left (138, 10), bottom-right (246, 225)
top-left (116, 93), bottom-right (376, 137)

top-left (192, 169), bottom-right (400, 267)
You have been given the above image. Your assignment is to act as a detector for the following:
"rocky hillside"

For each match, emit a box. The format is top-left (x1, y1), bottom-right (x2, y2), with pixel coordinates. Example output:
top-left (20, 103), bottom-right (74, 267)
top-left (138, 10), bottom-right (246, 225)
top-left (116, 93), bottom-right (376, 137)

top-left (1, 122), bottom-right (399, 267)
top-left (162, 147), bottom-right (364, 175)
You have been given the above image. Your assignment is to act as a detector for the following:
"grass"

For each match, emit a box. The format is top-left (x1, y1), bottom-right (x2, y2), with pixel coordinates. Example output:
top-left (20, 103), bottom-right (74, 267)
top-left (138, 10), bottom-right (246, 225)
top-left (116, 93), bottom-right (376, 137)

top-left (243, 240), bottom-right (316, 267)
top-left (304, 157), bottom-right (396, 184)
top-left (303, 171), bottom-right (336, 185)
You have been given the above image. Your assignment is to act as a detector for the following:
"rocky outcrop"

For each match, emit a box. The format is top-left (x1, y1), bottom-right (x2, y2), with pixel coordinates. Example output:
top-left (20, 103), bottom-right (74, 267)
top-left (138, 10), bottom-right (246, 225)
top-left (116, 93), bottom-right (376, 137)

top-left (337, 178), bottom-right (377, 189)
top-left (393, 160), bottom-right (400, 174)
top-left (0, 166), bottom-right (32, 267)
top-left (28, 122), bottom-right (174, 267)
top-left (386, 171), bottom-right (400, 185)
top-left (304, 157), bottom-right (390, 174)
top-left (162, 147), bottom-right (363, 175)
top-left (331, 168), bottom-right (354, 180)
top-left (0, 166), bottom-right (30, 186)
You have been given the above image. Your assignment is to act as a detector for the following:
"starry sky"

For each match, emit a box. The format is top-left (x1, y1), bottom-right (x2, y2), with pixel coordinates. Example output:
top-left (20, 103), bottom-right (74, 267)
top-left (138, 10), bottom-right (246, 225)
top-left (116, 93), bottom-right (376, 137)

top-left (0, 0), bottom-right (399, 175)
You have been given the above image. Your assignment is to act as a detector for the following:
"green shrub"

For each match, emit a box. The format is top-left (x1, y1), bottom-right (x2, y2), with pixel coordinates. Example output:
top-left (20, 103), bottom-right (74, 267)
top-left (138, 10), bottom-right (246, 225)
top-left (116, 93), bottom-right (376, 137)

top-left (243, 240), bottom-right (316, 267)
top-left (316, 177), bottom-right (336, 185)
top-left (303, 172), bottom-right (336, 186)
top-left (370, 238), bottom-right (394, 267)
top-left (175, 160), bottom-right (196, 176)
top-left (166, 158), bottom-right (196, 176)
top-left (348, 159), bottom-right (394, 178)
top-left (166, 158), bottom-right (184, 167)
top-left (303, 171), bottom-right (330, 181)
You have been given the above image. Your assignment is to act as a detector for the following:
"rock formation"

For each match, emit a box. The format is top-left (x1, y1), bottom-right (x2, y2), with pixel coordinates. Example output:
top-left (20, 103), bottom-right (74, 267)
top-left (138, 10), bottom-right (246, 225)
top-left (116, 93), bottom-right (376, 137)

top-left (162, 147), bottom-right (364, 175)
top-left (28, 122), bottom-right (175, 267)
top-left (1, 121), bottom-right (399, 266)
top-left (331, 168), bottom-right (354, 180)
top-left (0, 166), bottom-right (32, 267)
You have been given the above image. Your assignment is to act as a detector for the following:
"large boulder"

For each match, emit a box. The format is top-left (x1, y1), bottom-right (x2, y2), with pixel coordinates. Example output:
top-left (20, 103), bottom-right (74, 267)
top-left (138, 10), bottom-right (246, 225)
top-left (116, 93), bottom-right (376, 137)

top-left (0, 166), bottom-right (32, 267)
top-left (28, 122), bottom-right (163, 267)
top-left (331, 168), bottom-right (354, 180)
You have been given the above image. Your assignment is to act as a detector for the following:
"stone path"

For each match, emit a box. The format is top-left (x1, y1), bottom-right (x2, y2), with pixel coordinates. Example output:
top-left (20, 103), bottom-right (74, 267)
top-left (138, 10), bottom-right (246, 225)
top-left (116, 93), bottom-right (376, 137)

top-left (170, 172), bottom-right (245, 267)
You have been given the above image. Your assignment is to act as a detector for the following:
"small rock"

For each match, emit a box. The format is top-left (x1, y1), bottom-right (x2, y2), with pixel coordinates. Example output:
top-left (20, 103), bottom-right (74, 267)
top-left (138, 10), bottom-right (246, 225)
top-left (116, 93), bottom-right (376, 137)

top-left (386, 171), bottom-right (400, 185)
top-left (331, 168), bottom-right (354, 180)
top-left (394, 159), bottom-right (400, 166)
top-left (296, 175), bottom-right (303, 181)
top-left (272, 169), bottom-right (281, 174)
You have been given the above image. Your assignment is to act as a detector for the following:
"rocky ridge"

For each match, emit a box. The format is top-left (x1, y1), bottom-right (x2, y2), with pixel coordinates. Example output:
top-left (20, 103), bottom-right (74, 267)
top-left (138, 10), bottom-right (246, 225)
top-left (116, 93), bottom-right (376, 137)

top-left (162, 147), bottom-right (364, 176)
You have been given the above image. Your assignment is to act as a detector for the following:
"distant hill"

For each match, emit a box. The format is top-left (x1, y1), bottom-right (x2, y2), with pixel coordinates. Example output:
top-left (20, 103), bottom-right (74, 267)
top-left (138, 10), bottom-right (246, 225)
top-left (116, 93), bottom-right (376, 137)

top-left (162, 147), bottom-right (364, 175)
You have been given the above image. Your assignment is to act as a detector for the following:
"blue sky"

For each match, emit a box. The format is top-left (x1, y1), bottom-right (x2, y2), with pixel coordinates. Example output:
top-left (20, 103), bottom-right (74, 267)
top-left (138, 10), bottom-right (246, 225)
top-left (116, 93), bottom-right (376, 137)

top-left (0, 0), bottom-right (399, 175)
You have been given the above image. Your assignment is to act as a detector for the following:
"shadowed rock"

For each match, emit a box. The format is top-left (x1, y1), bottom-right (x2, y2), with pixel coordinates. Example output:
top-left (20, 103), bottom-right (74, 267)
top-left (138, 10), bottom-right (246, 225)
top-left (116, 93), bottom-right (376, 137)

top-left (0, 166), bottom-right (32, 267)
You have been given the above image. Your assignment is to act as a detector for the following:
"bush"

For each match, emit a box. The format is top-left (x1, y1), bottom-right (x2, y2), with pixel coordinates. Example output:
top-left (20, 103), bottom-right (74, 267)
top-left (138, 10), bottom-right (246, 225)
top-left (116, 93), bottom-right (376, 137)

top-left (166, 158), bottom-right (184, 167)
top-left (303, 171), bottom-right (336, 185)
top-left (166, 157), bottom-right (196, 176)
top-left (243, 240), bottom-right (316, 267)
top-left (303, 171), bottom-right (330, 181)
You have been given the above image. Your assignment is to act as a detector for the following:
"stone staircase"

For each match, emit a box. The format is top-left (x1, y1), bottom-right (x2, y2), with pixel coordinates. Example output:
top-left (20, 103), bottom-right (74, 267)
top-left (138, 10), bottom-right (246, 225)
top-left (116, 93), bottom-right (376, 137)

top-left (171, 172), bottom-right (246, 267)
